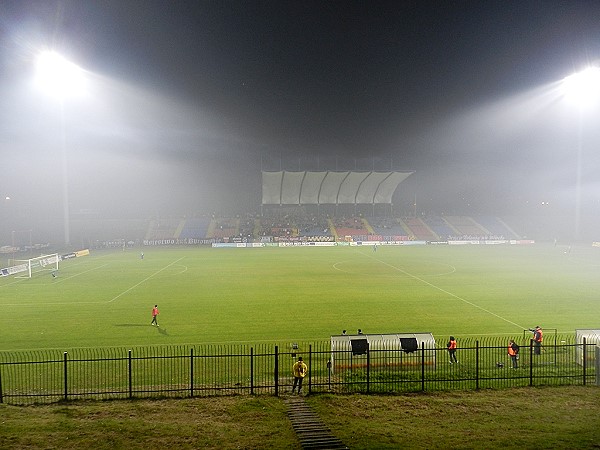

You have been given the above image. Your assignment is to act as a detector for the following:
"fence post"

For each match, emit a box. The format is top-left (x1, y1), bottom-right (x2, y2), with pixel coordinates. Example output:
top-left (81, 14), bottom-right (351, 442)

top-left (475, 341), bottom-right (479, 390)
top-left (274, 345), bottom-right (279, 396)
top-left (529, 339), bottom-right (534, 386)
top-left (366, 347), bottom-right (370, 394)
top-left (250, 347), bottom-right (254, 395)
top-left (596, 346), bottom-right (600, 387)
top-left (0, 363), bottom-right (3, 404)
top-left (554, 333), bottom-right (557, 366)
top-left (128, 349), bottom-right (133, 399)
top-left (190, 348), bottom-right (194, 398)
top-left (308, 345), bottom-right (312, 394)
top-left (63, 352), bottom-right (68, 401)
top-left (421, 342), bottom-right (425, 392)
top-left (327, 358), bottom-right (331, 391)
top-left (582, 337), bottom-right (587, 386)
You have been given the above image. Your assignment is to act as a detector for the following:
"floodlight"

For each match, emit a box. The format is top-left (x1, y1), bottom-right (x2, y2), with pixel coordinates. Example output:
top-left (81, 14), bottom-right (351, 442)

top-left (35, 51), bottom-right (86, 97)
top-left (562, 66), bottom-right (600, 107)
top-left (34, 50), bottom-right (87, 247)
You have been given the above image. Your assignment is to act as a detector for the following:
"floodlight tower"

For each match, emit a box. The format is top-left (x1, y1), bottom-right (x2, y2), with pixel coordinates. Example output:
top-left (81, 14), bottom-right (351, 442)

top-left (561, 66), bottom-right (600, 241)
top-left (35, 51), bottom-right (85, 247)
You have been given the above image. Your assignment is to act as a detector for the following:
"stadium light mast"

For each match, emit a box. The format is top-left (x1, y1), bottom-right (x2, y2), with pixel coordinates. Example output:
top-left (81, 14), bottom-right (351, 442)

top-left (561, 66), bottom-right (600, 241)
top-left (35, 51), bottom-right (86, 247)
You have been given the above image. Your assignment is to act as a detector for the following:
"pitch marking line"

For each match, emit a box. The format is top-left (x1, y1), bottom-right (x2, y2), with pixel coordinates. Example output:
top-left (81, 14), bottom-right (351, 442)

top-left (363, 251), bottom-right (526, 330)
top-left (0, 264), bottom-right (109, 288)
top-left (0, 278), bottom-right (25, 288)
top-left (109, 257), bottom-right (186, 303)
top-left (333, 259), bottom-right (456, 277)
top-left (53, 264), bottom-right (110, 283)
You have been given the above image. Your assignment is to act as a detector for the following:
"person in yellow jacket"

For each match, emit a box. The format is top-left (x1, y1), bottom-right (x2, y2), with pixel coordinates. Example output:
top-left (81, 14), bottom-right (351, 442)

top-left (292, 356), bottom-right (308, 394)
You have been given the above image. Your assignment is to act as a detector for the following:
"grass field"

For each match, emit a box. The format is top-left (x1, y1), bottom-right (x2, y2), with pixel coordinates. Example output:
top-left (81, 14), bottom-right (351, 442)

top-left (1, 243), bottom-right (600, 352)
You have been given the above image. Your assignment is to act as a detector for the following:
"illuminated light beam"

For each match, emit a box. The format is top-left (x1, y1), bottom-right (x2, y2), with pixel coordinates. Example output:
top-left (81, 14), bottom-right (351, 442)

top-left (561, 66), bottom-right (600, 109)
top-left (34, 51), bottom-right (86, 97)
top-left (34, 50), bottom-right (88, 247)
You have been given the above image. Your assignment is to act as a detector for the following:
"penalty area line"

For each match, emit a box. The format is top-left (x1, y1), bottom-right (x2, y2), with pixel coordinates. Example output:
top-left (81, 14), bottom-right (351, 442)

top-left (363, 251), bottom-right (526, 331)
top-left (53, 264), bottom-right (110, 283)
top-left (108, 257), bottom-right (186, 303)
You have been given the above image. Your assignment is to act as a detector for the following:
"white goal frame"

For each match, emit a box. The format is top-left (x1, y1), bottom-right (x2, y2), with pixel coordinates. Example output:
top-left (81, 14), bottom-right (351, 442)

top-left (13, 253), bottom-right (60, 278)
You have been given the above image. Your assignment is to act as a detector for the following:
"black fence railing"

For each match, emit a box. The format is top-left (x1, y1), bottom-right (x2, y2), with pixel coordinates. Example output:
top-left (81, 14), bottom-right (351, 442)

top-left (0, 335), bottom-right (596, 405)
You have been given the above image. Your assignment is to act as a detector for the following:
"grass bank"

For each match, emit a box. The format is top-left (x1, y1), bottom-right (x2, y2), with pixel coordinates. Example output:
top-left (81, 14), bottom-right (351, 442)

top-left (1, 386), bottom-right (599, 449)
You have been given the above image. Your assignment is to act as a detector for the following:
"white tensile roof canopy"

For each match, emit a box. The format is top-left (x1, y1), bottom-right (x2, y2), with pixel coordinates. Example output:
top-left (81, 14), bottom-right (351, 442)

top-left (262, 171), bottom-right (413, 205)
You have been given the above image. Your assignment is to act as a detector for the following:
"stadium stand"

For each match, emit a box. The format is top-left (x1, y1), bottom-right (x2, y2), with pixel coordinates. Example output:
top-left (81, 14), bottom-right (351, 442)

top-left (40, 212), bottom-right (531, 249)
top-left (178, 217), bottom-right (211, 239)
top-left (208, 218), bottom-right (239, 239)
top-left (145, 218), bottom-right (183, 240)
top-left (472, 216), bottom-right (519, 239)
top-left (297, 216), bottom-right (331, 237)
top-left (369, 217), bottom-right (406, 236)
top-left (443, 216), bottom-right (489, 239)
top-left (401, 217), bottom-right (438, 241)
top-left (258, 217), bottom-right (298, 239)
top-left (332, 217), bottom-right (370, 238)
top-left (422, 216), bottom-right (455, 240)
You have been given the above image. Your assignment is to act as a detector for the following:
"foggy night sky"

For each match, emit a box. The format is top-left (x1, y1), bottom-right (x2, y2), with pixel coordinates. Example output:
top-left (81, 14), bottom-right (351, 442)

top-left (1, 0), bottom-right (600, 226)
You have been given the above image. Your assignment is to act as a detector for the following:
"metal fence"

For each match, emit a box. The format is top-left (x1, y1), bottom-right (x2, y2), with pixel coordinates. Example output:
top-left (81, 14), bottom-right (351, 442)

top-left (0, 335), bottom-right (596, 404)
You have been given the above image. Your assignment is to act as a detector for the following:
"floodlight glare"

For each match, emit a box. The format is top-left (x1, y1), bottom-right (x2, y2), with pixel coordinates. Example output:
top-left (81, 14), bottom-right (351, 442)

top-left (35, 51), bottom-right (86, 97)
top-left (562, 66), bottom-right (600, 107)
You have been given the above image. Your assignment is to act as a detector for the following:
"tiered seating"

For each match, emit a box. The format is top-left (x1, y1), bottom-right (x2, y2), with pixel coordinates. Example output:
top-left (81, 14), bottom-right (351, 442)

top-left (333, 217), bottom-right (369, 237)
top-left (257, 218), bottom-right (297, 239)
top-left (239, 217), bottom-right (257, 240)
top-left (369, 217), bottom-right (407, 237)
top-left (472, 216), bottom-right (519, 239)
top-left (210, 218), bottom-right (239, 239)
top-left (403, 218), bottom-right (437, 240)
top-left (444, 216), bottom-right (487, 239)
top-left (145, 219), bottom-right (182, 240)
top-left (205, 213), bottom-right (528, 243)
top-left (178, 218), bottom-right (211, 239)
top-left (423, 216), bottom-right (455, 240)
top-left (297, 216), bottom-right (331, 237)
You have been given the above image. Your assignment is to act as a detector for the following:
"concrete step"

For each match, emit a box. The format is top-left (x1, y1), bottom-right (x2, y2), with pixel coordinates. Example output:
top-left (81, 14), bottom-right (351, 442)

top-left (284, 396), bottom-right (349, 450)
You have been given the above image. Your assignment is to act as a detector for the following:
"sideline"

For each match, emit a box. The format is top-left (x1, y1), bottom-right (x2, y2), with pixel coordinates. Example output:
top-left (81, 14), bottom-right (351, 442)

top-left (362, 250), bottom-right (526, 330)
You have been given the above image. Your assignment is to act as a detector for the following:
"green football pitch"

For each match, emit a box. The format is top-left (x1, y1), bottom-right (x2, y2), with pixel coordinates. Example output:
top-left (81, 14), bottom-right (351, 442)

top-left (1, 244), bottom-right (599, 351)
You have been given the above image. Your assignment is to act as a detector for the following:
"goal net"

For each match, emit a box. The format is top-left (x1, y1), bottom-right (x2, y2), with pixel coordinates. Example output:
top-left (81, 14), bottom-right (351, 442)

top-left (13, 254), bottom-right (60, 278)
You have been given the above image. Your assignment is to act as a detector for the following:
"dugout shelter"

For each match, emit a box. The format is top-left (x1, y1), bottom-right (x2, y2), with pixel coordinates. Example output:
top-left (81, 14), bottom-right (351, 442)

top-left (576, 329), bottom-right (600, 365)
top-left (330, 332), bottom-right (436, 373)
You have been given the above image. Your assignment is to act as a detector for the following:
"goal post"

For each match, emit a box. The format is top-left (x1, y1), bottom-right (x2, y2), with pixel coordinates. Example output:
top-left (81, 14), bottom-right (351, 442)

top-left (13, 253), bottom-right (60, 278)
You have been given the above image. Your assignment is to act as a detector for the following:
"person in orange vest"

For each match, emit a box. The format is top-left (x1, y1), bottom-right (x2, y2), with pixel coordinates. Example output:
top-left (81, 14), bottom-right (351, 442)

top-left (447, 336), bottom-right (458, 364)
top-left (531, 326), bottom-right (543, 355)
top-left (508, 339), bottom-right (520, 368)
top-left (151, 304), bottom-right (159, 327)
